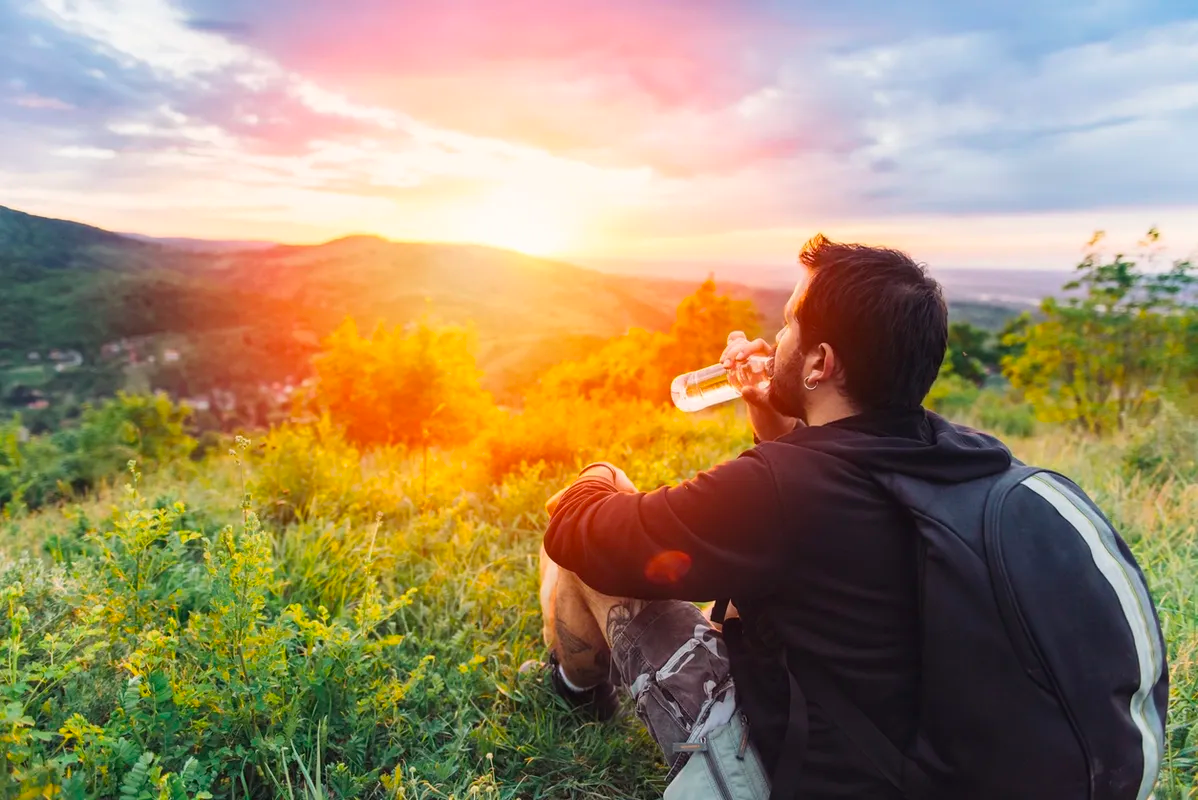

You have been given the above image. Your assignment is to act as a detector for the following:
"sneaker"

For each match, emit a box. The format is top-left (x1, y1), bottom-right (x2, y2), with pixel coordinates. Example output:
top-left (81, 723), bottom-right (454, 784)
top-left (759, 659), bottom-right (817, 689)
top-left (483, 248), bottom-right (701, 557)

top-left (520, 652), bottom-right (620, 722)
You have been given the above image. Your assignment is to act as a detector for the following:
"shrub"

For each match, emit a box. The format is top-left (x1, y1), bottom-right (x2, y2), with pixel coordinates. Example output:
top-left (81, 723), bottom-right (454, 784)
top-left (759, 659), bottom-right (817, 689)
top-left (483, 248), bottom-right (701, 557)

top-left (1121, 405), bottom-right (1198, 483)
top-left (0, 393), bottom-right (194, 512)
top-left (4, 464), bottom-right (429, 798)
top-left (925, 364), bottom-right (980, 418)
top-left (0, 417), bottom-right (70, 511)
top-left (63, 392), bottom-right (196, 485)
top-left (250, 416), bottom-right (366, 527)
top-left (312, 318), bottom-right (495, 449)
top-left (972, 390), bottom-right (1037, 439)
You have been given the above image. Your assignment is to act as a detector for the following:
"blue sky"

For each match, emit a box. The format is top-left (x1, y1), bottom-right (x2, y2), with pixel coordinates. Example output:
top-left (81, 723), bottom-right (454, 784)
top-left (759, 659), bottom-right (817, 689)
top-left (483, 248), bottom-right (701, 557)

top-left (1, 0), bottom-right (1196, 268)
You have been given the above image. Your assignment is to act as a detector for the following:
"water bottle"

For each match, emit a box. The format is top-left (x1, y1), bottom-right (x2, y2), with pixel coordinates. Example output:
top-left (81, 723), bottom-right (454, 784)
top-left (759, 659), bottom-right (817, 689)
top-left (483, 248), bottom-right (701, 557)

top-left (671, 354), bottom-right (772, 412)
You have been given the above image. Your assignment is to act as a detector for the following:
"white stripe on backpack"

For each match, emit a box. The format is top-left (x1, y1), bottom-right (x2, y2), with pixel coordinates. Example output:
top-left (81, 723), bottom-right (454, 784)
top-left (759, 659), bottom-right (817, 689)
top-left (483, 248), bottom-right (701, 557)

top-left (1022, 473), bottom-right (1164, 800)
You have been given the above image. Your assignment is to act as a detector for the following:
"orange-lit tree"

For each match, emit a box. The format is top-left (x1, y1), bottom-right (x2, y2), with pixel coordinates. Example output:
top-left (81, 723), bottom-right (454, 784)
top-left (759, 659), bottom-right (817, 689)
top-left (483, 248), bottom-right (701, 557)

top-left (312, 318), bottom-right (493, 448)
top-left (664, 276), bottom-right (762, 379)
top-left (534, 277), bottom-right (762, 407)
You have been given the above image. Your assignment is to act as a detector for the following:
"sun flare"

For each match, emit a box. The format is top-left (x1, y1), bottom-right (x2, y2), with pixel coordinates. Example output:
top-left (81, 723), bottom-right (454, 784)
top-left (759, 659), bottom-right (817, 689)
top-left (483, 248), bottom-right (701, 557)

top-left (463, 188), bottom-right (577, 256)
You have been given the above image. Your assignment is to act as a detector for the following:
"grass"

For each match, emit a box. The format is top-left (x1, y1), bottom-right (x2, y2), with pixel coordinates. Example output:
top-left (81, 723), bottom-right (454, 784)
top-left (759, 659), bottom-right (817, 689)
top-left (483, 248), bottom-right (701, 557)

top-left (1, 365), bottom-right (52, 387)
top-left (0, 405), bottom-right (1195, 798)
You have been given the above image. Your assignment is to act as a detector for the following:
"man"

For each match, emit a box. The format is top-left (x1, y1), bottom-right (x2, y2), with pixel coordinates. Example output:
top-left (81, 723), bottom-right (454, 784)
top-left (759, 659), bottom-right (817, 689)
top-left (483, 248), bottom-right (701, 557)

top-left (536, 235), bottom-right (1166, 799)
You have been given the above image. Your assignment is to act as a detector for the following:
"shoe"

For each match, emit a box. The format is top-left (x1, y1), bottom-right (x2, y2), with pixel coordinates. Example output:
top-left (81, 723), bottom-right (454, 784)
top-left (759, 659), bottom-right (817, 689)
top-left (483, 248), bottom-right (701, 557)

top-left (520, 652), bottom-right (620, 722)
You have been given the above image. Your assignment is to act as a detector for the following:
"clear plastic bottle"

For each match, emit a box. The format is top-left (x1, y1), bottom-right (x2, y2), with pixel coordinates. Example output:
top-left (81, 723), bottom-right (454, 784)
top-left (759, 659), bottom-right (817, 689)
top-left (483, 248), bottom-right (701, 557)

top-left (671, 354), bottom-right (772, 412)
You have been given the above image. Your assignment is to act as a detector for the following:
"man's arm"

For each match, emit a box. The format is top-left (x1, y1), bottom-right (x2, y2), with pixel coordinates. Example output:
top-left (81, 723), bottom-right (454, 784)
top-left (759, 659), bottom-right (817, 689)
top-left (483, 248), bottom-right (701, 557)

top-left (544, 450), bottom-right (787, 601)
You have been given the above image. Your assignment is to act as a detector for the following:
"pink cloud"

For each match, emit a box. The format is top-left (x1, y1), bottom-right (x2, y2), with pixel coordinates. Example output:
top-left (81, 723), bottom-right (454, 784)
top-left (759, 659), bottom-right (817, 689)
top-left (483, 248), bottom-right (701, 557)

top-left (175, 80), bottom-right (387, 156)
top-left (204, 0), bottom-right (819, 173)
top-left (12, 93), bottom-right (74, 110)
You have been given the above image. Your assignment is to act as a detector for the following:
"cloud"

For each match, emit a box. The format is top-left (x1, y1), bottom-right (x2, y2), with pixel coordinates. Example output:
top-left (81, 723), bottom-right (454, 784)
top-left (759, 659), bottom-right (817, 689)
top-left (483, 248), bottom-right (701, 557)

top-left (12, 93), bottom-right (74, 110)
top-left (1, 0), bottom-right (1196, 253)
top-left (828, 21), bottom-right (1198, 213)
top-left (53, 146), bottom-right (118, 159)
top-left (170, 0), bottom-right (800, 174)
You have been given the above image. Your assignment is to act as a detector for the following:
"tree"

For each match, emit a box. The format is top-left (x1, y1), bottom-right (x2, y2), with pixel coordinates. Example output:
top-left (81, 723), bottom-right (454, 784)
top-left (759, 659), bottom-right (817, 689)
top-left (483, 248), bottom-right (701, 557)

top-left (995, 312), bottom-right (1031, 366)
top-left (925, 357), bottom-right (980, 416)
top-left (312, 317), bottom-right (494, 448)
top-left (664, 276), bottom-right (762, 378)
top-left (1003, 230), bottom-right (1196, 434)
top-left (533, 278), bottom-right (762, 406)
top-left (946, 322), bottom-right (996, 386)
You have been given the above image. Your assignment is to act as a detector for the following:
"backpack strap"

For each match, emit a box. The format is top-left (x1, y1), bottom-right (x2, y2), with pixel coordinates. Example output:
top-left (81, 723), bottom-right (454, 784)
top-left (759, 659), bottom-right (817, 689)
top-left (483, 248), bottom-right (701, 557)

top-left (767, 663), bottom-right (809, 800)
top-left (786, 649), bottom-right (931, 799)
top-left (717, 596), bottom-right (932, 799)
top-left (716, 601), bottom-right (810, 800)
top-left (711, 597), bottom-right (731, 625)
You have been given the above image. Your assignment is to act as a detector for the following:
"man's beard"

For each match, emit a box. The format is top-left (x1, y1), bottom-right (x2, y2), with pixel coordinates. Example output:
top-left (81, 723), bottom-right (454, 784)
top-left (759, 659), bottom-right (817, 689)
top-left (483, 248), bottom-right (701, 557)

top-left (767, 361), bottom-right (809, 423)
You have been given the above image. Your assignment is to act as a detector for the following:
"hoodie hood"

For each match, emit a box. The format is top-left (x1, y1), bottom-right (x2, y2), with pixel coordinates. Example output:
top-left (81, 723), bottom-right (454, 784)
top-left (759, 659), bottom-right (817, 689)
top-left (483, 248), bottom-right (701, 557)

top-left (779, 408), bottom-right (1013, 483)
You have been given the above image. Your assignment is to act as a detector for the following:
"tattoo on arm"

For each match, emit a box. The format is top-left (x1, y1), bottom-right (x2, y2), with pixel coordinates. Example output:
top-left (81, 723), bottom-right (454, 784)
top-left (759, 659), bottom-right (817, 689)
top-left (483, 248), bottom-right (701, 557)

top-left (555, 618), bottom-right (594, 655)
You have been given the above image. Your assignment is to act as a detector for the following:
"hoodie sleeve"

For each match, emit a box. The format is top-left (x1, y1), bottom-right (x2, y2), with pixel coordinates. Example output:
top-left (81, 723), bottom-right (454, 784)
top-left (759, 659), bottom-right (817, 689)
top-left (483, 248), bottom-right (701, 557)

top-left (543, 449), bottom-right (787, 601)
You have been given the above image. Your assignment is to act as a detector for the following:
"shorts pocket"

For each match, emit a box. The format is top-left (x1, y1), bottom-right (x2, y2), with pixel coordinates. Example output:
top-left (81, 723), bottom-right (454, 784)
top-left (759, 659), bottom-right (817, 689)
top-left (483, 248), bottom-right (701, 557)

top-left (664, 714), bottom-right (770, 800)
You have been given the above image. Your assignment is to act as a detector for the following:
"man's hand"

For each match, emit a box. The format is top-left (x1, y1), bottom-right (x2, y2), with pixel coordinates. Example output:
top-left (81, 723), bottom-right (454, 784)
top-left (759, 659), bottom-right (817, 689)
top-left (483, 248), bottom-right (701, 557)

top-left (545, 462), bottom-right (638, 515)
top-left (721, 331), bottom-right (798, 443)
top-left (579, 461), bottom-right (637, 492)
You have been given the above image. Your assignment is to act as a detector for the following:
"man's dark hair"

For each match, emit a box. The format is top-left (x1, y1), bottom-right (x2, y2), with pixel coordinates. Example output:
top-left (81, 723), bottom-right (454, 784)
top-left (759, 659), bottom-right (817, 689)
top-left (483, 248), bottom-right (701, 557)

top-left (795, 234), bottom-right (948, 411)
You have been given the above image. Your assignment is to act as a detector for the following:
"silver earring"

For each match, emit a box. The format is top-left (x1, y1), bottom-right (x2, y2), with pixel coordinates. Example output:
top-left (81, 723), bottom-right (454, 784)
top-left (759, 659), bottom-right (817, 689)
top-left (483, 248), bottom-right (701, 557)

top-left (803, 375), bottom-right (818, 391)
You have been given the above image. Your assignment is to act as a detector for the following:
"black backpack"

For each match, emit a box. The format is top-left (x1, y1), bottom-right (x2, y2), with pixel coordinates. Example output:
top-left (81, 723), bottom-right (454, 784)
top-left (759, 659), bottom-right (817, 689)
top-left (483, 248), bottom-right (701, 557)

top-left (720, 462), bottom-right (1170, 799)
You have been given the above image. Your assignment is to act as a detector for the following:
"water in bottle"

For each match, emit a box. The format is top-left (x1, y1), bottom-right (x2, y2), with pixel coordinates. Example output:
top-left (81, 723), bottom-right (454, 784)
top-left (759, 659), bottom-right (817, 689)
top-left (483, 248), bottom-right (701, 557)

top-left (671, 354), bottom-right (772, 412)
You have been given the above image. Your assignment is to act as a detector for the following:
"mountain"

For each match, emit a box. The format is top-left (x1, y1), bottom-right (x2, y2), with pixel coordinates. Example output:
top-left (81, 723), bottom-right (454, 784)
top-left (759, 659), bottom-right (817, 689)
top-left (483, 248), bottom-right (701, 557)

top-left (0, 205), bottom-right (166, 270)
top-left (0, 207), bottom-right (773, 404)
top-left (120, 233), bottom-right (277, 252)
top-left (0, 206), bottom-right (300, 368)
top-left (0, 206), bottom-right (1025, 412)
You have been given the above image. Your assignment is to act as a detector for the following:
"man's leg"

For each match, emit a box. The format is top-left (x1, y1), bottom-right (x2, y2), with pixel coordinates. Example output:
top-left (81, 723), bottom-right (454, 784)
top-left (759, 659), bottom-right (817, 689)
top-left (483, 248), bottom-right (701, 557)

top-left (538, 546), bottom-right (738, 777)
top-left (539, 543), bottom-right (619, 690)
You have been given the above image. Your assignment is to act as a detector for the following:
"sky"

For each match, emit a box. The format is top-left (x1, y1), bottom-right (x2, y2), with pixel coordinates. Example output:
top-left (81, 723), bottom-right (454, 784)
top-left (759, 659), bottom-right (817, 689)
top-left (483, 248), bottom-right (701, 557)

top-left (2, 0), bottom-right (1197, 270)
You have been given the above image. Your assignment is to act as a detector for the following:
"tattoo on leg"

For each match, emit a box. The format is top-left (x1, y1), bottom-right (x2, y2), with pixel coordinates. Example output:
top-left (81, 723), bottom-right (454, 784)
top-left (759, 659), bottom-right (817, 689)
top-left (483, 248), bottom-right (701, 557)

top-left (605, 602), bottom-right (637, 644)
top-left (555, 618), bottom-right (594, 655)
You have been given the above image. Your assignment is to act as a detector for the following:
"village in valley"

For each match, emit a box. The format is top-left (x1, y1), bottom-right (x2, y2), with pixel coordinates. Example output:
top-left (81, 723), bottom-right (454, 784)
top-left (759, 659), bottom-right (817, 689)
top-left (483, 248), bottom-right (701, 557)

top-left (1, 335), bottom-right (306, 435)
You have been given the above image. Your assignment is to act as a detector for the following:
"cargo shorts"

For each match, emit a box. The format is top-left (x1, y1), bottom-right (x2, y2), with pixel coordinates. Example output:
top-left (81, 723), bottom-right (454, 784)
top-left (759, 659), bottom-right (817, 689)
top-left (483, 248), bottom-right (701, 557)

top-left (609, 601), bottom-right (771, 799)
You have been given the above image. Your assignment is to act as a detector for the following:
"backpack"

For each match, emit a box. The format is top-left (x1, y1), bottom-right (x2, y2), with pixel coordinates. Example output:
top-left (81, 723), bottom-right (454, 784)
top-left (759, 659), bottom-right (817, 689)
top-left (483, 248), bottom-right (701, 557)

top-left (720, 462), bottom-right (1170, 800)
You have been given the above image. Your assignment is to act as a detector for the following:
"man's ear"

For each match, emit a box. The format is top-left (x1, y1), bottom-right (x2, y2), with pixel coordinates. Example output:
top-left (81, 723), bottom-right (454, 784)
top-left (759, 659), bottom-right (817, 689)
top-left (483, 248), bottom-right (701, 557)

top-left (807, 343), bottom-right (834, 383)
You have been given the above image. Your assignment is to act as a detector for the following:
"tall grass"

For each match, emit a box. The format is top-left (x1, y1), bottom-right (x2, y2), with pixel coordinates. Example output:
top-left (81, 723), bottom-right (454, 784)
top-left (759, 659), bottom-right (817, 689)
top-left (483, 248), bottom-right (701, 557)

top-left (0, 403), bottom-right (1194, 798)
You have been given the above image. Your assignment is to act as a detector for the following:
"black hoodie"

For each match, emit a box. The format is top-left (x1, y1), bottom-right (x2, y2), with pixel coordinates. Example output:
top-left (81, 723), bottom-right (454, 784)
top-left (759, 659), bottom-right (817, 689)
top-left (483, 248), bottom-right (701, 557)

top-left (544, 409), bottom-right (1013, 799)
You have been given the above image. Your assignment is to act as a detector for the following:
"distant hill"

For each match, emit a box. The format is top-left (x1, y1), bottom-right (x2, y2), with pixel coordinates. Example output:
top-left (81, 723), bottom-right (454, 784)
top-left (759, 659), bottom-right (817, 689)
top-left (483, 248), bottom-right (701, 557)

top-left (0, 206), bottom-right (1026, 408)
top-left (0, 205), bottom-right (166, 270)
top-left (121, 233), bottom-right (277, 253)
top-left (578, 258), bottom-right (1071, 309)
top-left (0, 207), bottom-right (751, 402)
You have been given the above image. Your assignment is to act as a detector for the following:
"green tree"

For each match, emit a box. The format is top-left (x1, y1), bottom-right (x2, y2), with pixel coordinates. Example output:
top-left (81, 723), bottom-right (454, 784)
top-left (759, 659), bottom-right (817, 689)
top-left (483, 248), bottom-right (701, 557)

top-left (1003, 230), bottom-right (1196, 434)
top-left (946, 322), bottom-right (996, 386)
top-left (925, 358), bottom-right (980, 416)
top-left (312, 317), bottom-right (494, 448)
top-left (995, 312), bottom-right (1031, 366)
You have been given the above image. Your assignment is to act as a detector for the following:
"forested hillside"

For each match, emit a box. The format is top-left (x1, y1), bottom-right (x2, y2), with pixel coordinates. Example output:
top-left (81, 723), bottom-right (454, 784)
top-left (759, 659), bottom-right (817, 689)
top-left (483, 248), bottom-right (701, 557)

top-left (1, 206), bottom-right (1022, 431)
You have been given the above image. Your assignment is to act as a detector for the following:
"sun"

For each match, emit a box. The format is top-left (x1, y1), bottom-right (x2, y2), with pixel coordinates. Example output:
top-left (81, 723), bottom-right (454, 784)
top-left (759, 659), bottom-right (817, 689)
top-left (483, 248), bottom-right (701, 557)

top-left (463, 187), bottom-right (577, 256)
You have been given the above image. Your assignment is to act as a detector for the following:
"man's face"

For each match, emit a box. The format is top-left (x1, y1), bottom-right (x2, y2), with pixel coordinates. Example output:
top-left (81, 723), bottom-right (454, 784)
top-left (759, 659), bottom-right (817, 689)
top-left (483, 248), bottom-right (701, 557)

top-left (767, 270), bottom-right (812, 421)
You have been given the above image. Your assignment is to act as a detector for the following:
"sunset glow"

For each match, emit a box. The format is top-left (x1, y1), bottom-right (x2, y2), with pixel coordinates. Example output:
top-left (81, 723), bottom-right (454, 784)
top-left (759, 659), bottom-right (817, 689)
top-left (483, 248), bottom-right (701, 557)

top-left (462, 188), bottom-right (583, 257)
top-left (2, 0), bottom-right (1197, 266)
